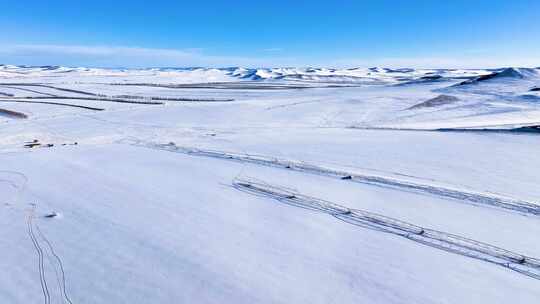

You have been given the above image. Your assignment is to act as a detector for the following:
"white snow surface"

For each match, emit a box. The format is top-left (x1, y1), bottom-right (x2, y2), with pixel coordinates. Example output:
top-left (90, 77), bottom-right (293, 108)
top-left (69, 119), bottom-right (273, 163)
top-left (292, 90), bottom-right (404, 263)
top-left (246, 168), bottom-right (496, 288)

top-left (1, 65), bottom-right (539, 303)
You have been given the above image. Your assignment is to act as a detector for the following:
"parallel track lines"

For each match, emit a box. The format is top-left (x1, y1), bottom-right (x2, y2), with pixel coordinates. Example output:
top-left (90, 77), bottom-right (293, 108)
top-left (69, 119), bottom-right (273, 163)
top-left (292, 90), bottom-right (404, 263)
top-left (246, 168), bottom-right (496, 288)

top-left (233, 179), bottom-right (540, 280)
top-left (127, 140), bottom-right (540, 217)
top-left (27, 206), bottom-right (51, 304)
top-left (36, 225), bottom-right (74, 304)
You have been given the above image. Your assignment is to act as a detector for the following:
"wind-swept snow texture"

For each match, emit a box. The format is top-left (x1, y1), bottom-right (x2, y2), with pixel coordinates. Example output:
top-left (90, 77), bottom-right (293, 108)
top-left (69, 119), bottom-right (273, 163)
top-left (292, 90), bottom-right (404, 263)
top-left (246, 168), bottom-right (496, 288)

top-left (1, 65), bottom-right (540, 304)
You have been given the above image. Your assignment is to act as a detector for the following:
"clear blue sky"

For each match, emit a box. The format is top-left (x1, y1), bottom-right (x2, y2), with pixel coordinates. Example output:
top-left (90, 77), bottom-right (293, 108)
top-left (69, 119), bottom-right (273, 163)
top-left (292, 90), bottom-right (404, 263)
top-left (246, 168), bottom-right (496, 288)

top-left (1, 0), bottom-right (539, 68)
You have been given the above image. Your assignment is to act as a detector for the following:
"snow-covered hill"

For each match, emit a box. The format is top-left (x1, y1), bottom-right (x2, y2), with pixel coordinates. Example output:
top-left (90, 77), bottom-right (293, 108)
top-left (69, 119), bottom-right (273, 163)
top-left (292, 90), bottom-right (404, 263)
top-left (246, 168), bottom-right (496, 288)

top-left (0, 64), bottom-right (498, 84)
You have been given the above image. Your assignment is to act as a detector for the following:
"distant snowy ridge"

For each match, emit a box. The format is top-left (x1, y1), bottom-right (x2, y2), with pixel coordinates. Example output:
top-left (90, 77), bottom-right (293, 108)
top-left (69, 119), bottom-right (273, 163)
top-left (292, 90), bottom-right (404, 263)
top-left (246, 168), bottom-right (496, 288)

top-left (456, 67), bottom-right (540, 86)
top-left (0, 64), bottom-right (499, 84)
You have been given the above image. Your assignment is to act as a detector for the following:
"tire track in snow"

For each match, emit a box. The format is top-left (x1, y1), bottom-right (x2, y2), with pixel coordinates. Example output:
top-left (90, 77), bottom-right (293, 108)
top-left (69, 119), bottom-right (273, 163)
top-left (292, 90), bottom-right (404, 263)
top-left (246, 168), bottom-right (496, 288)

top-left (36, 224), bottom-right (74, 304)
top-left (2, 172), bottom-right (54, 303)
top-left (124, 140), bottom-right (540, 217)
top-left (3, 171), bottom-right (74, 304)
top-left (26, 205), bottom-right (75, 304)
top-left (0, 83), bottom-right (98, 97)
top-left (0, 99), bottom-right (105, 111)
top-left (27, 206), bottom-right (51, 304)
top-left (233, 178), bottom-right (540, 280)
top-left (0, 170), bottom-right (28, 206)
top-left (0, 85), bottom-right (58, 97)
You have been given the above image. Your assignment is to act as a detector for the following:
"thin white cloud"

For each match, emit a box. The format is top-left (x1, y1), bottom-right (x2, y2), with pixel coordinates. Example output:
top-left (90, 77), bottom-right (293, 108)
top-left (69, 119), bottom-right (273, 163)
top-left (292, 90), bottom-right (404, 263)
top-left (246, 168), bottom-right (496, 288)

top-left (262, 48), bottom-right (283, 52)
top-left (0, 44), bottom-right (538, 68)
top-left (330, 56), bottom-right (540, 69)
top-left (0, 44), bottom-right (298, 67)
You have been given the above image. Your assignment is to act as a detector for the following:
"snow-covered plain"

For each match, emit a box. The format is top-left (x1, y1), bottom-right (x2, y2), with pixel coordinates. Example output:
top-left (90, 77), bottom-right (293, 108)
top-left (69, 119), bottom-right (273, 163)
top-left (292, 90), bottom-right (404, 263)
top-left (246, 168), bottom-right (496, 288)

top-left (1, 65), bottom-right (539, 303)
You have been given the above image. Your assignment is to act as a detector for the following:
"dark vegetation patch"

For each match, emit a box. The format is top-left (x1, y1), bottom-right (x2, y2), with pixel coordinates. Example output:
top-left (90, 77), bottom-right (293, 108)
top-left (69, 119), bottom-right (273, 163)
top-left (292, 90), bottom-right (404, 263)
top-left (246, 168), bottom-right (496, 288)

top-left (0, 107), bottom-right (28, 119)
top-left (437, 126), bottom-right (540, 134)
top-left (110, 82), bottom-right (352, 90)
top-left (112, 94), bottom-right (234, 102)
top-left (407, 95), bottom-right (460, 110)
top-left (520, 94), bottom-right (540, 101)
top-left (420, 75), bottom-right (443, 80)
top-left (0, 83), bottom-right (234, 102)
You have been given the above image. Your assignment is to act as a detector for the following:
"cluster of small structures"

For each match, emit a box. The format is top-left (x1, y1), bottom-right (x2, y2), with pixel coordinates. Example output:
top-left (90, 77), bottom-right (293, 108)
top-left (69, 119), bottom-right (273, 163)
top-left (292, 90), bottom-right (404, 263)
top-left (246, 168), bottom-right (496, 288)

top-left (23, 139), bottom-right (78, 149)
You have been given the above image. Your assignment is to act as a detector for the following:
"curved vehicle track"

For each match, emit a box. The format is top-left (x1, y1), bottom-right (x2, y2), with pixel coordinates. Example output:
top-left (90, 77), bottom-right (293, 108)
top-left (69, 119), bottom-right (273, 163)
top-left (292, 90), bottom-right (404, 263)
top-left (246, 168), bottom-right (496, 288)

top-left (0, 99), bottom-right (104, 111)
top-left (36, 225), bottom-right (74, 304)
top-left (27, 206), bottom-right (51, 304)
top-left (0, 85), bottom-right (58, 97)
top-left (2, 171), bottom-right (74, 303)
top-left (0, 170), bottom-right (28, 205)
